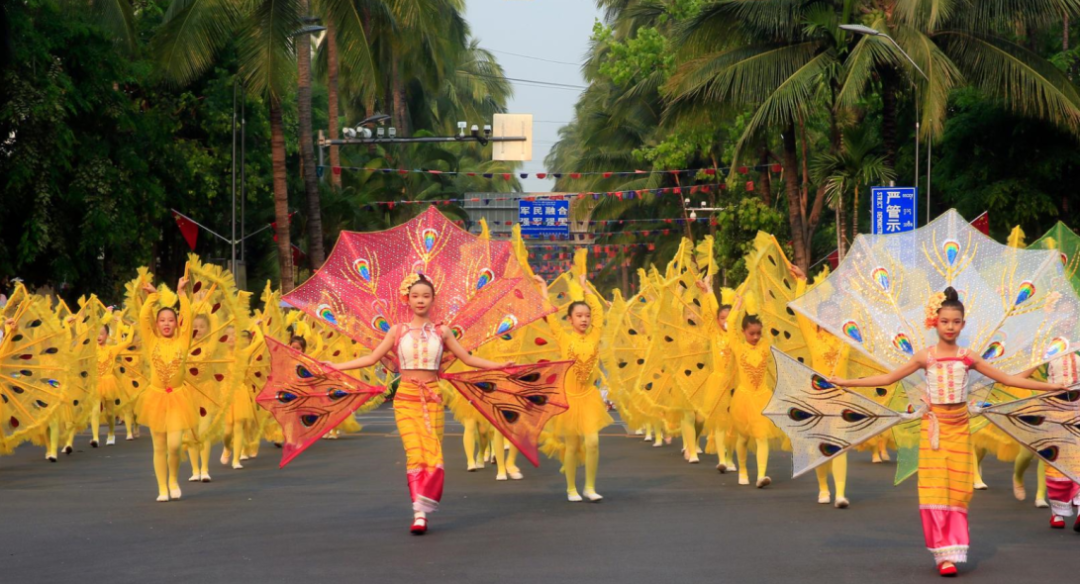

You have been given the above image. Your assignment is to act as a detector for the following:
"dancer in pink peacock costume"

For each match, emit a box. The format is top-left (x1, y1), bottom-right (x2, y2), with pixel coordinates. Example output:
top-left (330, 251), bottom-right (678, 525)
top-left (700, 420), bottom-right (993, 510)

top-left (267, 207), bottom-right (572, 535)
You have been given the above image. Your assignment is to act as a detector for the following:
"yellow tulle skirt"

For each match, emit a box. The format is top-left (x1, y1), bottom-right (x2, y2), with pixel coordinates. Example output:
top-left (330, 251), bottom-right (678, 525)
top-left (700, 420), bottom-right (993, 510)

top-left (540, 385), bottom-right (614, 470)
top-left (546, 386), bottom-right (613, 438)
top-left (971, 424), bottom-right (1021, 461)
top-left (225, 387), bottom-right (256, 425)
top-left (337, 415), bottom-right (363, 434)
top-left (444, 388), bottom-right (491, 426)
top-left (136, 384), bottom-right (199, 433)
top-left (730, 387), bottom-right (782, 440)
top-left (98, 374), bottom-right (125, 415)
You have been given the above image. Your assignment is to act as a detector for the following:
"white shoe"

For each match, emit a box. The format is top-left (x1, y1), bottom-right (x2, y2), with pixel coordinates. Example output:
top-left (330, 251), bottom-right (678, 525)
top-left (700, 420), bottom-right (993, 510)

top-left (232, 463), bottom-right (244, 470)
top-left (583, 490), bottom-right (603, 502)
top-left (567, 492), bottom-right (583, 502)
top-left (170, 487), bottom-right (182, 500)
top-left (652, 440), bottom-right (664, 448)
top-left (756, 477), bottom-right (772, 488)
top-left (974, 481), bottom-right (988, 491)
top-left (240, 454), bottom-right (251, 461)
top-left (496, 473), bottom-right (508, 481)
top-left (188, 474), bottom-right (201, 482)
top-left (200, 473), bottom-right (212, 483)
top-left (467, 462), bottom-right (477, 472)
top-left (818, 492), bottom-right (831, 504)
top-left (634, 429), bottom-right (644, 436)
top-left (476, 460), bottom-right (485, 469)
top-left (834, 497), bottom-right (850, 509)
top-left (509, 471), bottom-right (524, 480)
top-left (1036, 498), bottom-right (1050, 509)
top-left (687, 456), bottom-right (700, 464)
top-left (105, 435), bottom-right (116, 446)
top-left (157, 494), bottom-right (170, 503)
top-left (126, 435), bottom-right (135, 441)
top-left (738, 475), bottom-right (750, 486)
top-left (220, 451), bottom-right (231, 466)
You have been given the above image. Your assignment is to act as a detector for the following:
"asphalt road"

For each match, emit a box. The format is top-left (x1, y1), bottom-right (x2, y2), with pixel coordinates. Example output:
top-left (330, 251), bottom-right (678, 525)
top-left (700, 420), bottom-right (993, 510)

top-left (1, 408), bottom-right (1076, 584)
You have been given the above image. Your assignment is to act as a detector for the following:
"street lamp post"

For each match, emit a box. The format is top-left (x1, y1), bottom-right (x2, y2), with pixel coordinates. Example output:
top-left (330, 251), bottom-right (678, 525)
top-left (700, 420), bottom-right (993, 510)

top-left (839, 24), bottom-right (932, 224)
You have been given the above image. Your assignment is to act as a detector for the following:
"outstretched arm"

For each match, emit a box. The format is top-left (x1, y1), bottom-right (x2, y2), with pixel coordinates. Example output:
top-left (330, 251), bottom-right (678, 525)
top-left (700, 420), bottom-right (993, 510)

top-left (332, 328), bottom-right (397, 371)
top-left (581, 276), bottom-right (605, 339)
top-left (830, 354), bottom-right (923, 387)
top-left (973, 357), bottom-right (1068, 392)
top-left (443, 327), bottom-right (512, 369)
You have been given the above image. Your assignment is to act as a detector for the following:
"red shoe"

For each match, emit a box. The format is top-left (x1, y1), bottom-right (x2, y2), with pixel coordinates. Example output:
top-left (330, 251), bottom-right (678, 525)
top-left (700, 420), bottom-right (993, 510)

top-left (410, 517), bottom-right (428, 535)
top-left (938, 563), bottom-right (958, 577)
top-left (1051, 515), bottom-right (1066, 529)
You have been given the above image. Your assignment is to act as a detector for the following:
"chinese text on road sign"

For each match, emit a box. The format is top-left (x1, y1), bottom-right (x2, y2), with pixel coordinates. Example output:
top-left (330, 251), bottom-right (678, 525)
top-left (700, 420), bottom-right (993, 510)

top-left (519, 199), bottom-right (570, 237)
top-left (871, 187), bottom-right (918, 235)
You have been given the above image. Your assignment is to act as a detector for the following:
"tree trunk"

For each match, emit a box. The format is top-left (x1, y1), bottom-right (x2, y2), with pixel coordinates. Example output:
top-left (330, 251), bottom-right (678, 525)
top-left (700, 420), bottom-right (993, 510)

top-left (327, 20), bottom-right (341, 189)
top-left (881, 69), bottom-right (898, 170)
top-left (782, 122), bottom-right (809, 270)
top-left (757, 146), bottom-right (772, 206)
top-left (391, 58), bottom-right (408, 136)
top-left (270, 101), bottom-right (295, 292)
top-left (296, 0), bottom-right (325, 269)
top-left (836, 190), bottom-right (847, 260)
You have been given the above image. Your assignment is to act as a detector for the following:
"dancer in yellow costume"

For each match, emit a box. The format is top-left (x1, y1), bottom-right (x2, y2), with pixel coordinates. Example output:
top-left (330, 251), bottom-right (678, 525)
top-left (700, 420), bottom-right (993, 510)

top-left (113, 318), bottom-right (143, 441)
top-left (219, 322), bottom-right (264, 469)
top-left (446, 368), bottom-right (493, 471)
top-left (185, 311), bottom-right (220, 482)
top-left (536, 274), bottom-right (613, 502)
top-left (695, 279), bottom-right (737, 473)
top-left (725, 292), bottom-right (781, 487)
top-left (788, 264), bottom-right (852, 507)
top-left (94, 306), bottom-right (128, 446)
top-left (135, 277), bottom-right (199, 502)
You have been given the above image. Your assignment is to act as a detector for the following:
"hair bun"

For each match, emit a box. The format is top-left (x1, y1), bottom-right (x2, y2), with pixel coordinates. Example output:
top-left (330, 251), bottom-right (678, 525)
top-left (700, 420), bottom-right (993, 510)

top-left (943, 287), bottom-right (959, 302)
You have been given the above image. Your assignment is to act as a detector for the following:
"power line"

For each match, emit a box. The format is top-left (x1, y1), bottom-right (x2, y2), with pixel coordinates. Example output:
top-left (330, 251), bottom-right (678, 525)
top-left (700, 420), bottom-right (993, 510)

top-left (489, 49), bottom-right (583, 67)
top-left (459, 71), bottom-right (586, 91)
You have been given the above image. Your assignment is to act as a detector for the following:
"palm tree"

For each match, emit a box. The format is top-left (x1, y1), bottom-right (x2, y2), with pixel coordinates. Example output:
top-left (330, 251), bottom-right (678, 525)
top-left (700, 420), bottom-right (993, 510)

top-left (667, 0), bottom-right (1080, 269)
top-left (811, 125), bottom-right (896, 258)
top-left (151, 0), bottom-right (303, 290)
top-left (295, 0), bottom-right (324, 269)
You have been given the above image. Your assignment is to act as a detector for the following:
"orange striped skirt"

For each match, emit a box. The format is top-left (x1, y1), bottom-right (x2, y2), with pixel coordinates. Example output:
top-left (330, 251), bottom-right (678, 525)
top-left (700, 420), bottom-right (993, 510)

top-left (918, 403), bottom-right (972, 565)
top-left (394, 378), bottom-right (446, 513)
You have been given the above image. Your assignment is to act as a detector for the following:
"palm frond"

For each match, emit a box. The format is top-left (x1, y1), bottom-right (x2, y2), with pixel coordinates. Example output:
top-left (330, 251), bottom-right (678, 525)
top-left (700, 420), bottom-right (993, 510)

top-left (237, 0), bottom-right (302, 101)
top-left (153, 0), bottom-right (241, 86)
top-left (936, 30), bottom-right (1080, 135)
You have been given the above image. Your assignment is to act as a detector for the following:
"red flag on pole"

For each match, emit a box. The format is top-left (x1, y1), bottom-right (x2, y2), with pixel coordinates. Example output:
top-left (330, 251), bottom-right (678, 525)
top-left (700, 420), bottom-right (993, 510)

top-left (970, 211), bottom-right (990, 235)
top-left (826, 249), bottom-right (840, 270)
top-left (171, 210), bottom-right (199, 251)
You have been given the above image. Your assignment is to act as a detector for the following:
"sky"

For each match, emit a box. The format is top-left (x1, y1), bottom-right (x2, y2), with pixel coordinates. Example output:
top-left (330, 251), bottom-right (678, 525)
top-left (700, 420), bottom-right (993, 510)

top-left (463, 0), bottom-right (603, 192)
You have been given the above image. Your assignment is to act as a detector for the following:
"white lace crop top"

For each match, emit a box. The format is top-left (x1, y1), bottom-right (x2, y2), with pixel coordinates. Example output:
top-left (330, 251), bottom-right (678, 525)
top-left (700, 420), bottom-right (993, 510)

top-left (925, 347), bottom-right (974, 405)
top-left (396, 323), bottom-right (444, 371)
top-left (1047, 352), bottom-right (1080, 386)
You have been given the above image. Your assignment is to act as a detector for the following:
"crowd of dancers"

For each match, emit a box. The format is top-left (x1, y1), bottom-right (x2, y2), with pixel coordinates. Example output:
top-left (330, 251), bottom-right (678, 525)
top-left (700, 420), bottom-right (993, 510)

top-left (2, 207), bottom-right (1079, 577)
